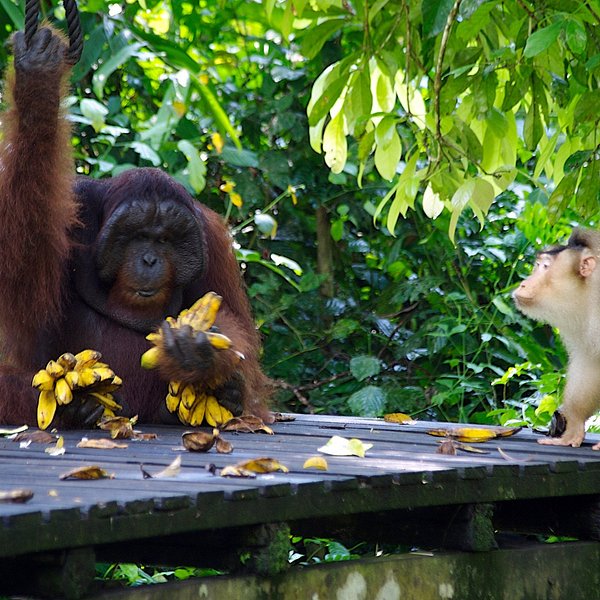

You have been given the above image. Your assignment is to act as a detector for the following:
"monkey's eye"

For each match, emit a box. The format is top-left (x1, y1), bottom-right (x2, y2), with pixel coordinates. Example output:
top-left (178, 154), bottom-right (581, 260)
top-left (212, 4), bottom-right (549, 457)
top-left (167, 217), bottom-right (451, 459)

top-left (157, 236), bottom-right (169, 244)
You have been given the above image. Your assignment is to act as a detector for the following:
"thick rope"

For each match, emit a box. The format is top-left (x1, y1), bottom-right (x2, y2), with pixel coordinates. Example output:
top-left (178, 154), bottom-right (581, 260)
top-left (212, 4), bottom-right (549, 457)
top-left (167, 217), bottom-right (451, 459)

top-left (23, 0), bottom-right (83, 64)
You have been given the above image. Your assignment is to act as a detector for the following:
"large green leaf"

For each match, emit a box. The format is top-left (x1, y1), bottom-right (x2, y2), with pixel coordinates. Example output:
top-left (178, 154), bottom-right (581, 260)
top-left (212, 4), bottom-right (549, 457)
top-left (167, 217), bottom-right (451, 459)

top-left (348, 385), bottom-right (387, 417)
top-left (350, 355), bottom-right (382, 381)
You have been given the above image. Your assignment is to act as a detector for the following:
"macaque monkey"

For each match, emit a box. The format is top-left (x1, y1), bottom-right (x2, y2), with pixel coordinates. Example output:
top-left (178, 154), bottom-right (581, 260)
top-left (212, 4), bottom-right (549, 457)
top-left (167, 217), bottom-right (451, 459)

top-left (513, 227), bottom-right (600, 449)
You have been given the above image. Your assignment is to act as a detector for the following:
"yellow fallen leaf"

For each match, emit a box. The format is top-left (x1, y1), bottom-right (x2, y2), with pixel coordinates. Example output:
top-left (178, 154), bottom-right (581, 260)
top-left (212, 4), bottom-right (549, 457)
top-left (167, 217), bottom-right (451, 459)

top-left (384, 412), bottom-right (416, 424)
top-left (318, 435), bottom-right (373, 457)
top-left (59, 465), bottom-right (113, 480)
top-left (303, 456), bottom-right (328, 470)
top-left (221, 457), bottom-right (288, 477)
top-left (77, 438), bottom-right (128, 449)
top-left (45, 435), bottom-right (65, 456)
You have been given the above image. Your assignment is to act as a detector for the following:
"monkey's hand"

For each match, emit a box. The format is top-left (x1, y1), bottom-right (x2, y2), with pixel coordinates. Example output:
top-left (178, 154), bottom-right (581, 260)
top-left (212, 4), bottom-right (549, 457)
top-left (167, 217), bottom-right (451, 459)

top-left (159, 322), bottom-right (217, 377)
top-left (12, 27), bottom-right (68, 77)
top-left (56, 395), bottom-right (106, 429)
top-left (213, 372), bottom-right (245, 417)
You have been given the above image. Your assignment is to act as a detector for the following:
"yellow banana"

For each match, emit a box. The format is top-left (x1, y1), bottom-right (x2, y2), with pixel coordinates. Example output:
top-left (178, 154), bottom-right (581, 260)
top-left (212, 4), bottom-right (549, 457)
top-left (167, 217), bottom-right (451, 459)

top-left (58, 353), bottom-right (77, 370)
top-left (205, 395), bottom-right (234, 427)
top-left (206, 331), bottom-right (232, 350)
top-left (54, 378), bottom-right (73, 405)
top-left (64, 370), bottom-right (80, 389)
top-left (140, 346), bottom-right (161, 369)
top-left (45, 360), bottom-right (65, 379)
top-left (146, 332), bottom-right (161, 344)
top-left (166, 393), bottom-right (180, 413)
top-left (169, 380), bottom-right (183, 396)
top-left (92, 367), bottom-right (117, 382)
top-left (177, 401), bottom-right (192, 425)
top-left (77, 367), bottom-right (100, 388)
top-left (181, 384), bottom-right (197, 410)
top-left (74, 349), bottom-right (102, 370)
top-left (32, 369), bottom-right (55, 391)
top-left (188, 393), bottom-right (207, 426)
top-left (37, 389), bottom-right (57, 430)
top-left (89, 392), bottom-right (122, 411)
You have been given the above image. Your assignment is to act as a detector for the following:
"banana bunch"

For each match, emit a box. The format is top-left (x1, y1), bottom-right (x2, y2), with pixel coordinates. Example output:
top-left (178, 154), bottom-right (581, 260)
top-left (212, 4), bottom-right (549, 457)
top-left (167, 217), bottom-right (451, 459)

top-left (166, 381), bottom-right (234, 427)
top-left (140, 291), bottom-right (233, 370)
top-left (32, 350), bottom-right (122, 430)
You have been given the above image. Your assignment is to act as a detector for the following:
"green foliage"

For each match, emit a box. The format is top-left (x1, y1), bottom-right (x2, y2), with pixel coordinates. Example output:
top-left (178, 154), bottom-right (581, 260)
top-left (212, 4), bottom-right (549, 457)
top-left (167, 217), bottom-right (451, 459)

top-left (96, 562), bottom-right (222, 586)
top-left (273, 0), bottom-right (600, 236)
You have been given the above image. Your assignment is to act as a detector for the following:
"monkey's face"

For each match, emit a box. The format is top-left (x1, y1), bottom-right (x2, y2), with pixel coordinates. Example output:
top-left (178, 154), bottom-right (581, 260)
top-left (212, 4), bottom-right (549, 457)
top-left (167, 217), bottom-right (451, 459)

top-left (513, 248), bottom-right (592, 328)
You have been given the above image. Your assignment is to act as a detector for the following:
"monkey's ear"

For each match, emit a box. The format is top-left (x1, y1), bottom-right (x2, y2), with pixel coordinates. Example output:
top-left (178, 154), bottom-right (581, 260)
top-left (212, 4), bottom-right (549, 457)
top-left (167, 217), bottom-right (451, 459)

top-left (580, 253), bottom-right (597, 278)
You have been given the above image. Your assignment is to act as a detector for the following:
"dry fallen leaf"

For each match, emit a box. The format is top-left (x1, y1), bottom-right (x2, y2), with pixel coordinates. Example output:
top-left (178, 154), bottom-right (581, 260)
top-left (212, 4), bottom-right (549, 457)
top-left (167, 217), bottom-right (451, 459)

top-left (221, 416), bottom-right (274, 434)
top-left (318, 435), bottom-right (373, 458)
top-left (59, 465), bottom-right (113, 480)
top-left (132, 432), bottom-right (158, 441)
top-left (220, 465), bottom-right (256, 478)
top-left (0, 489), bottom-right (33, 503)
top-left (215, 437), bottom-right (233, 454)
top-left (98, 415), bottom-right (138, 439)
top-left (12, 430), bottom-right (54, 444)
top-left (77, 438), bottom-right (128, 449)
top-left (272, 413), bottom-right (296, 422)
top-left (182, 430), bottom-right (218, 452)
top-left (45, 435), bottom-right (65, 456)
top-left (143, 455), bottom-right (182, 479)
top-left (303, 456), bottom-right (329, 470)
top-left (384, 412), bottom-right (417, 425)
top-left (427, 426), bottom-right (521, 443)
top-left (221, 457), bottom-right (288, 477)
top-left (497, 447), bottom-right (532, 463)
top-left (436, 439), bottom-right (457, 455)
top-left (436, 439), bottom-right (490, 455)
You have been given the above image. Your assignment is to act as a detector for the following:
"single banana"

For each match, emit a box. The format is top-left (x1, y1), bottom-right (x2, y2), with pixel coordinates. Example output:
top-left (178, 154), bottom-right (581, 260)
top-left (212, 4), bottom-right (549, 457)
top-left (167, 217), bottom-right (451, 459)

top-left (37, 389), bottom-right (57, 430)
top-left (54, 377), bottom-right (73, 405)
top-left (58, 353), bottom-right (77, 370)
top-left (140, 346), bottom-right (161, 370)
top-left (205, 395), bottom-right (234, 427)
top-left (77, 367), bottom-right (100, 388)
top-left (89, 392), bottom-right (122, 411)
top-left (188, 393), bottom-right (207, 426)
top-left (166, 393), bottom-right (180, 413)
top-left (45, 360), bottom-right (65, 379)
top-left (206, 331), bottom-right (233, 350)
top-left (74, 349), bottom-right (102, 370)
top-left (181, 384), bottom-right (197, 410)
top-left (32, 369), bottom-right (55, 391)
top-left (64, 370), bottom-right (80, 389)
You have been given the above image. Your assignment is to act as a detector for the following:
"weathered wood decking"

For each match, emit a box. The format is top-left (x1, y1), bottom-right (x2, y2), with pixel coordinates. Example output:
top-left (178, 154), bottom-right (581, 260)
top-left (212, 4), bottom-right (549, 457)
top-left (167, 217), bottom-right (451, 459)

top-left (2, 414), bottom-right (600, 598)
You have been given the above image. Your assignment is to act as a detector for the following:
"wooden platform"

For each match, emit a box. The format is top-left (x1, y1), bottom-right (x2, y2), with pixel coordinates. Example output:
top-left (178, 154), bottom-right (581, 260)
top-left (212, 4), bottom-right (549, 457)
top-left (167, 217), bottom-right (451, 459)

top-left (2, 413), bottom-right (600, 598)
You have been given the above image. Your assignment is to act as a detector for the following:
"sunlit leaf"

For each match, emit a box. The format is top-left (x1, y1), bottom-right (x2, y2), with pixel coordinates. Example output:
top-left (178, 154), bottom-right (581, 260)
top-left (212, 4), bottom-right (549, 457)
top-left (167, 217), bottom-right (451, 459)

top-left (523, 20), bottom-right (563, 58)
top-left (384, 413), bottom-right (416, 424)
top-left (318, 435), bottom-right (373, 457)
top-left (177, 140), bottom-right (207, 193)
top-left (303, 456), bottom-right (329, 470)
top-left (323, 112), bottom-right (347, 174)
top-left (92, 43), bottom-right (143, 99)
